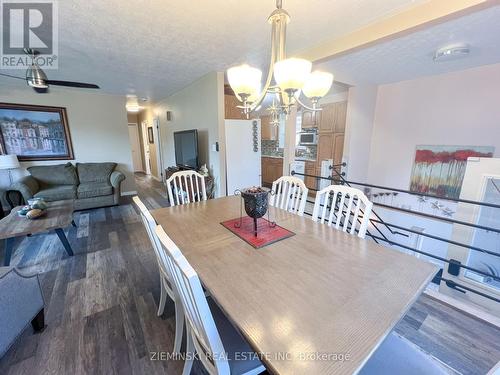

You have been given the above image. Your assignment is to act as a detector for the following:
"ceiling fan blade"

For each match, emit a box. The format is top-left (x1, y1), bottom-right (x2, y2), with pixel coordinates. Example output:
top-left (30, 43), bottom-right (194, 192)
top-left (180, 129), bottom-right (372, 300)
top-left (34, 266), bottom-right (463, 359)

top-left (0, 72), bottom-right (26, 81)
top-left (45, 80), bottom-right (100, 89)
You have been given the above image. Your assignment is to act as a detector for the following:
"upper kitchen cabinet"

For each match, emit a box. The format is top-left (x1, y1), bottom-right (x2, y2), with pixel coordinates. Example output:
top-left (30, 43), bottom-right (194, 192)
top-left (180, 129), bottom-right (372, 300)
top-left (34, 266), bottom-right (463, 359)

top-left (318, 103), bottom-right (335, 133)
top-left (260, 116), bottom-right (273, 140)
top-left (302, 110), bottom-right (319, 129)
top-left (333, 101), bottom-right (347, 133)
top-left (314, 100), bottom-right (347, 168)
top-left (224, 94), bottom-right (246, 120)
top-left (318, 101), bottom-right (347, 133)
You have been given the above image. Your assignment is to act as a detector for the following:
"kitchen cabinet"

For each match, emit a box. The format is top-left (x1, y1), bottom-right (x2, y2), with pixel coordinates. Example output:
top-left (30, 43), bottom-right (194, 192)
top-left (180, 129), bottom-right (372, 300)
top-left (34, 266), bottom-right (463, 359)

top-left (317, 133), bottom-right (334, 163)
top-left (261, 115), bottom-right (278, 140)
top-left (333, 101), bottom-right (347, 133)
top-left (304, 161), bottom-right (317, 191)
top-left (333, 133), bottom-right (345, 166)
top-left (318, 103), bottom-right (335, 133)
top-left (225, 95), bottom-right (246, 120)
top-left (318, 101), bottom-right (347, 133)
top-left (314, 101), bottom-right (347, 176)
top-left (261, 157), bottom-right (283, 186)
top-left (302, 111), bottom-right (319, 128)
top-left (260, 116), bottom-right (279, 141)
top-left (316, 133), bottom-right (345, 171)
top-left (261, 115), bottom-right (271, 139)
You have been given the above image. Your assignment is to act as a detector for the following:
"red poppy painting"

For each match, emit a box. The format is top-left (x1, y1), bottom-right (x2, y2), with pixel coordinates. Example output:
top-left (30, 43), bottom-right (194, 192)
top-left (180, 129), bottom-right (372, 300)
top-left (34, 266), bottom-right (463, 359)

top-left (409, 145), bottom-right (494, 199)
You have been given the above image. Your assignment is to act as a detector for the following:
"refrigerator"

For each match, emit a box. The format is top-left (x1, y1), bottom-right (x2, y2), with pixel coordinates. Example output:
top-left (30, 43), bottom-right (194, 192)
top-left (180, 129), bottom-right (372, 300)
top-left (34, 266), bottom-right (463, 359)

top-left (225, 119), bottom-right (262, 195)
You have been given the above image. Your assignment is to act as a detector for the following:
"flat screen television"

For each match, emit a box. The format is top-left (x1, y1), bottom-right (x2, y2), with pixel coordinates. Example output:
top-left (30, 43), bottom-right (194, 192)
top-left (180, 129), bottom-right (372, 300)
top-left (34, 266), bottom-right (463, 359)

top-left (174, 129), bottom-right (199, 169)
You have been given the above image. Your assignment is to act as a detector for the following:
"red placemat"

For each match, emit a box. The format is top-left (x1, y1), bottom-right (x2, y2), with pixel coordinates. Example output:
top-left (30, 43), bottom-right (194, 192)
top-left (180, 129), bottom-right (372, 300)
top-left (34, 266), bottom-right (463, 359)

top-left (221, 217), bottom-right (295, 249)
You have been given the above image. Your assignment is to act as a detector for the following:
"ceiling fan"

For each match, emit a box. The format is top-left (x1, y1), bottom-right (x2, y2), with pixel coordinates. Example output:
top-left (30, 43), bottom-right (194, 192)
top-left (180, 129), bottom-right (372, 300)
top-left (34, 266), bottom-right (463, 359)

top-left (0, 48), bottom-right (100, 93)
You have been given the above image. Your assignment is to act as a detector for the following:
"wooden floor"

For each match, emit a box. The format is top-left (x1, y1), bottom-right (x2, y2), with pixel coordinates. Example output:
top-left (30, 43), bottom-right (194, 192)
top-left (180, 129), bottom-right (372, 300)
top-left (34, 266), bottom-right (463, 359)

top-left (0, 172), bottom-right (499, 375)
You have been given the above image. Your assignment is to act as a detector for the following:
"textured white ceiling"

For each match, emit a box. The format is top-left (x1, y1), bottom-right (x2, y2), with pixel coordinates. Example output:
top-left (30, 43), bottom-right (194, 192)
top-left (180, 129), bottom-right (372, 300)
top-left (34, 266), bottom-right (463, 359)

top-left (316, 4), bottom-right (500, 85)
top-left (0, 0), bottom-right (424, 100)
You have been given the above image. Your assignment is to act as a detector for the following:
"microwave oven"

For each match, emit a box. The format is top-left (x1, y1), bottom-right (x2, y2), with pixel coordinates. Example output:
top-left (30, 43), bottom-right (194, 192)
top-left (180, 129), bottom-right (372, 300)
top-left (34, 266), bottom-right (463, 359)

top-left (298, 132), bottom-right (318, 145)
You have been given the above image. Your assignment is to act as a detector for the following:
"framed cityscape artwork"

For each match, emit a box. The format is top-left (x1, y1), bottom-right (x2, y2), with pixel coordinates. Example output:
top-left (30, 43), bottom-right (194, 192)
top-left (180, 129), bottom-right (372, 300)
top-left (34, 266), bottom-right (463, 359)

top-left (0, 103), bottom-right (74, 161)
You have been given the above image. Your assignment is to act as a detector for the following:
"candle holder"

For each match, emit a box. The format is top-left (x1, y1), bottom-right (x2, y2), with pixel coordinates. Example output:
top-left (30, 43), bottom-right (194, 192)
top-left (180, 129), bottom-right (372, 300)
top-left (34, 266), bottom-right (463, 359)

top-left (235, 187), bottom-right (276, 237)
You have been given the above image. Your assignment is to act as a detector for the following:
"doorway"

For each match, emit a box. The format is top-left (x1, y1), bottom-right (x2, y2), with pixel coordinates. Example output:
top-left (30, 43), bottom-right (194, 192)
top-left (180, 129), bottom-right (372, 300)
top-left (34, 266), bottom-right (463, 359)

top-left (128, 123), bottom-right (143, 172)
top-left (141, 121), bottom-right (152, 175)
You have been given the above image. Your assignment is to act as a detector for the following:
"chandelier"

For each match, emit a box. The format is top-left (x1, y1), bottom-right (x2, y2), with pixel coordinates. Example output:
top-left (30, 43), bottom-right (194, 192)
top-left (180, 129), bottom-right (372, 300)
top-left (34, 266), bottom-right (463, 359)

top-left (227, 0), bottom-right (334, 120)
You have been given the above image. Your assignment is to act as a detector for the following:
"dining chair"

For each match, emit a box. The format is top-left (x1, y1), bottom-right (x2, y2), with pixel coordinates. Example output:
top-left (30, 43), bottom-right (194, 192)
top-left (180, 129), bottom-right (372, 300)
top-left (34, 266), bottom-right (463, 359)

top-left (155, 225), bottom-right (266, 375)
top-left (359, 332), bottom-right (451, 374)
top-left (132, 196), bottom-right (184, 355)
top-left (312, 185), bottom-right (373, 238)
top-left (166, 170), bottom-right (207, 206)
top-left (269, 176), bottom-right (309, 216)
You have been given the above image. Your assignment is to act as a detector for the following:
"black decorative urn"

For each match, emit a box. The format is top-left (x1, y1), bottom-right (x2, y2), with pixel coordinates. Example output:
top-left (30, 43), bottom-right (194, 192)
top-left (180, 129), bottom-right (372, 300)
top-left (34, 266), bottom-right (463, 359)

top-left (240, 187), bottom-right (270, 236)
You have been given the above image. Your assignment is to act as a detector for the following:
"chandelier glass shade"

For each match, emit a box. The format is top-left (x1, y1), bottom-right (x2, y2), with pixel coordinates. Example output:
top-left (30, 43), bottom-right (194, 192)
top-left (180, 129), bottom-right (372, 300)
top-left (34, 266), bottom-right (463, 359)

top-left (226, 0), bottom-right (334, 117)
top-left (274, 58), bottom-right (312, 92)
top-left (302, 71), bottom-right (334, 99)
top-left (227, 65), bottom-right (263, 102)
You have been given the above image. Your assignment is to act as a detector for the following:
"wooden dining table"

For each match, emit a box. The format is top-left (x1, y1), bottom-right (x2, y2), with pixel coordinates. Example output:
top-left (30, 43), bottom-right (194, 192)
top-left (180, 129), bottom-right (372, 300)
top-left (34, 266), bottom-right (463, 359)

top-left (152, 196), bottom-right (438, 375)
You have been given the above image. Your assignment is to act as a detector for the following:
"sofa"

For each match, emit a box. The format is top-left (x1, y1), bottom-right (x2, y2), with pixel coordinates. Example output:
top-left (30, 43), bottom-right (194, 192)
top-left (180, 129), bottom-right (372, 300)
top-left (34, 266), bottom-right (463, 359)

top-left (12, 162), bottom-right (125, 211)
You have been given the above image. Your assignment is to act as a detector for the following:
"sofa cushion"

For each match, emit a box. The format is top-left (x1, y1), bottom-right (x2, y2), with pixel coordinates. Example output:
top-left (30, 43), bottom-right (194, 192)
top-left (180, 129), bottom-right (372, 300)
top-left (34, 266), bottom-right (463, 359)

top-left (28, 163), bottom-right (78, 187)
top-left (34, 185), bottom-right (77, 201)
top-left (77, 163), bottom-right (116, 183)
top-left (77, 182), bottom-right (113, 199)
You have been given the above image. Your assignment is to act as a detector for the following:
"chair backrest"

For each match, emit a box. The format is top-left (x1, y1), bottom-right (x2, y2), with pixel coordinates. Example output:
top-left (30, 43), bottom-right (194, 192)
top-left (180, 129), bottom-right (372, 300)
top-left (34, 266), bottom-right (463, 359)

top-left (166, 170), bottom-right (207, 206)
top-left (133, 196), bottom-right (169, 277)
top-left (269, 176), bottom-right (309, 216)
top-left (312, 185), bottom-right (373, 238)
top-left (154, 225), bottom-right (229, 374)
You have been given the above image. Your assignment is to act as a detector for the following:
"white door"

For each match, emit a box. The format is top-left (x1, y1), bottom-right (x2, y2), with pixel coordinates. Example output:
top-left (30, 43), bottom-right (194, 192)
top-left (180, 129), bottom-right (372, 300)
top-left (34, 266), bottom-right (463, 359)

top-left (141, 121), bottom-right (151, 175)
top-left (442, 157), bottom-right (500, 314)
top-left (128, 124), bottom-right (143, 172)
top-left (225, 119), bottom-right (261, 195)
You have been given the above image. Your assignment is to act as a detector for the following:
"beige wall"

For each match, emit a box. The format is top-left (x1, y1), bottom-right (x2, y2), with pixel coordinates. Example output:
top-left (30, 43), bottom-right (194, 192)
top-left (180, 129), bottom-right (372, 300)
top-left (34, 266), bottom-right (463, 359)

top-left (153, 72), bottom-right (226, 196)
top-left (343, 85), bottom-right (378, 182)
top-left (0, 84), bottom-right (136, 193)
top-left (367, 62), bottom-right (500, 188)
top-left (343, 63), bottom-right (500, 187)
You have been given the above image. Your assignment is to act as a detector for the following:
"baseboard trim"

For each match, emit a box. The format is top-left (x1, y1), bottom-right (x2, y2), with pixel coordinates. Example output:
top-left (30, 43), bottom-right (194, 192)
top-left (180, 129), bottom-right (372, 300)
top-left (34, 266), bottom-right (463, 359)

top-left (424, 289), bottom-right (500, 328)
top-left (121, 191), bottom-right (138, 197)
top-left (151, 175), bottom-right (161, 182)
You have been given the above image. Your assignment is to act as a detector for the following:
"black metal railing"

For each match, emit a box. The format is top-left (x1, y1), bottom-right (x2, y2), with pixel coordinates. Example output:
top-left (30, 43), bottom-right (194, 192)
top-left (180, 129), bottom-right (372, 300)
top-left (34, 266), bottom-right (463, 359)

top-left (290, 165), bottom-right (500, 305)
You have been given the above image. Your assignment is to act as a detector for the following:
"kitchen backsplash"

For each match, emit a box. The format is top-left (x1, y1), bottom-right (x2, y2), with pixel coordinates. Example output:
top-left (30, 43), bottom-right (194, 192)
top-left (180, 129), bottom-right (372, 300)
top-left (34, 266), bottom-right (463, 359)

top-left (261, 140), bottom-right (317, 160)
top-left (261, 140), bottom-right (283, 157)
top-left (295, 145), bottom-right (317, 161)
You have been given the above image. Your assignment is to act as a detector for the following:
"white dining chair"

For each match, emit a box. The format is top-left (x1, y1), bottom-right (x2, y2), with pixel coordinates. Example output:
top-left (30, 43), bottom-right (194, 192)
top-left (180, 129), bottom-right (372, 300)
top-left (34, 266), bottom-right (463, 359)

top-left (269, 176), bottom-right (309, 216)
top-left (166, 170), bottom-right (207, 206)
top-left (155, 225), bottom-right (266, 375)
top-left (312, 185), bottom-right (373, 238)
top-left (132, 196), bottom-right (184, 355)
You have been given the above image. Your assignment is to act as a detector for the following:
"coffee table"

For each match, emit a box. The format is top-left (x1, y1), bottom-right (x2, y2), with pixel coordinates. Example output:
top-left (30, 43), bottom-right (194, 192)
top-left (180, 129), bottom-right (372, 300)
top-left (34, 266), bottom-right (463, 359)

top-left (0, 200), bottom-right (75, 266)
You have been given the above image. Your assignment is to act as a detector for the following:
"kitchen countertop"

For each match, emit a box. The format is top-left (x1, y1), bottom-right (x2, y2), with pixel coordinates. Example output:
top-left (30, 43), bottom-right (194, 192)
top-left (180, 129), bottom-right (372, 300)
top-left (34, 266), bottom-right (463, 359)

top-left (261, 155), bottom-right (283, 159)
top-left (262, 155), bottom-right (317, 161)
top-left (295, 157), bottom-right (316, 162)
